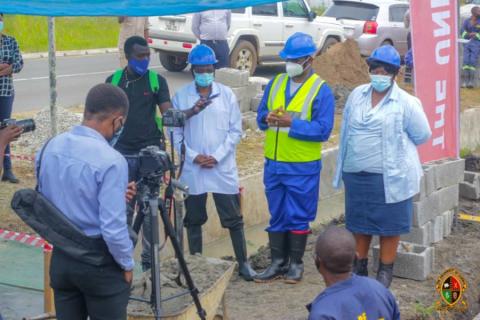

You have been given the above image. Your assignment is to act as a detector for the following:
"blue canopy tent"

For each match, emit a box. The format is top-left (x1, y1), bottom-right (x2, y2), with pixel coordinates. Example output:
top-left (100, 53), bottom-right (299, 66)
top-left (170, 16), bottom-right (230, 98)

top-left (0, 0), bottom-right (278, 16)
top-left (0, 0), bottom-right (278, 135)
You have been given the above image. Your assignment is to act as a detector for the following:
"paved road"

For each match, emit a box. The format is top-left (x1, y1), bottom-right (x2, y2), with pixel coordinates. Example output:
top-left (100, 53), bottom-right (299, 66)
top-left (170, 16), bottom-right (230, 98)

top-left (13, 52), bottom-right (281, 113)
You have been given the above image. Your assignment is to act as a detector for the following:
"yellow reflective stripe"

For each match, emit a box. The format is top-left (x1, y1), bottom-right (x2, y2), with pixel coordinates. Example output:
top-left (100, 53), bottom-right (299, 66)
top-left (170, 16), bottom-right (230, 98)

top-left (268, 74), bottom-right (288, 110)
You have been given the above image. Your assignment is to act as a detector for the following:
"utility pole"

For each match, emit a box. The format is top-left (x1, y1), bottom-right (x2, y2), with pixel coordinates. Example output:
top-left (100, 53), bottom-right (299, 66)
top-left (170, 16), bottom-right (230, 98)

top-left (48, 17), bottom-right (58, 137)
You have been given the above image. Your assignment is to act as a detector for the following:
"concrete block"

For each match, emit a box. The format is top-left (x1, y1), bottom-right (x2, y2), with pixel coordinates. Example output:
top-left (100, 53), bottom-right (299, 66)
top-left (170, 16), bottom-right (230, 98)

top-left (215, 68), bottom-right (249, 87)
top-left (422, 165), bottom-right (437, 196)
top-left (249, 76), bottom-right (270, 91)
top-left (460, 181), bottom-right (480, 200)
top-left (250, 94), bottom-right (263, 112)
top-left (412, 192), bottom-right (439, 227)
top-left (433, 158), bottom-right (465, 190)
top-left (437, 184), bottom-right (459, 214)
top-left (401, 221), bottom-right (432, 246)
top-left (319, 148), bottom-right (342, 198)
top-left (241, 112), bottom-right (258, 131)
top-left (373, 242), bottom-right (434, 281)
top-left (442, 210), bottom-right (454, 238)
top-left (413, 175), bottom-right (426, 201)
top-left (431, 215), bottom-right (444, 243)
top-left (232, 87), bottom-right (251, 113)
top-left (463, 171), bottom-right (478, 184)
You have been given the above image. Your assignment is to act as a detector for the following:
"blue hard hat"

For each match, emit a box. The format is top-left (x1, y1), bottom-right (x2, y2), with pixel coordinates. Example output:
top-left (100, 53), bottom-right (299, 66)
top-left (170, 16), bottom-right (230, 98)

top-left (188, 44), bottom-right (218, 65)
top-left (279, 32), bottom-right (317, 60)
top-left (367, 45), bottom-right (401, 68)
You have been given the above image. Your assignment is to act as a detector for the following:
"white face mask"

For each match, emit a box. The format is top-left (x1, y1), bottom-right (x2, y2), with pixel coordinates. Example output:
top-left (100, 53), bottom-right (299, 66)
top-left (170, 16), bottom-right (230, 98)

top-left (286, 59), bottom-right (310, 78)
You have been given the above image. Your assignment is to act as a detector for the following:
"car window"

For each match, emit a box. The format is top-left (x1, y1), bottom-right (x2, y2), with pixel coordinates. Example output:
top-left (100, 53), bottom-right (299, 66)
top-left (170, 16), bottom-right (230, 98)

top-left (323, 1), bottom-right (379, 21)
top-left (252, 3), bottom-right (278, 16)
top-left (389, 5), bottom-right (408, 23)
top-left (283, 0), bottom-right (309, 18)
top-left (231, 7), bottom-right (246, 14)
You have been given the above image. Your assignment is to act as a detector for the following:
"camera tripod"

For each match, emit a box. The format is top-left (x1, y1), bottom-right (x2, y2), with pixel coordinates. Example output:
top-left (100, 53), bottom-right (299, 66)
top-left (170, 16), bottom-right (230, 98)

top-left (131, 177), bottom-right (206, 320)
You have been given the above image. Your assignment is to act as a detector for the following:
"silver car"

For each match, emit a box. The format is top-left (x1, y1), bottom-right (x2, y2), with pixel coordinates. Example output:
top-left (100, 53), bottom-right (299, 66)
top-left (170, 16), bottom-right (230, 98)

top-left (320, 0), bottom-right (410, 56)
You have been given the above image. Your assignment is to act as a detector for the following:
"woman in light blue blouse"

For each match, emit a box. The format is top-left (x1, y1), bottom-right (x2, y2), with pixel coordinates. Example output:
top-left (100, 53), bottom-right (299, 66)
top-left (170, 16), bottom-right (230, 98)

top-left (333, 45), bottom-right (431, 288)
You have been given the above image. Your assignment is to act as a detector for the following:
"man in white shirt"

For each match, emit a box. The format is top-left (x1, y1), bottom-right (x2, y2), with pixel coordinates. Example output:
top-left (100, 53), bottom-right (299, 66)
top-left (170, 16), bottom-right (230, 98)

top-left (192, 10), bottom-right (231, 68)
top-left (171, 44), bottom-right (256, 281)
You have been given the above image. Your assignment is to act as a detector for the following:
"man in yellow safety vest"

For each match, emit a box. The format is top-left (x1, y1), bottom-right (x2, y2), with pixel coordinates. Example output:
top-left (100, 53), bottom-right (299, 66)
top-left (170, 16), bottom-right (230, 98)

top-left (254, 32), bottom-right (335, 284)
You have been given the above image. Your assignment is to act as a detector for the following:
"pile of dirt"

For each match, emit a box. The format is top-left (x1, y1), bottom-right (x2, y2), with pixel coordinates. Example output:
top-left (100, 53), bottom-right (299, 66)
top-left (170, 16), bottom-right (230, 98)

top-left (313, 39), bottom-right (370, 89)
top-left (128, 255), bottom-right (232, 316)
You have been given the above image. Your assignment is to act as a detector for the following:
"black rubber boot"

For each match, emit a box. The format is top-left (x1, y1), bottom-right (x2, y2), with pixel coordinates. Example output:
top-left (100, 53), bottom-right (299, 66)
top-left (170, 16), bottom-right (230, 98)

top-left (2, 168), bottom-right (19, 184)
top-left (353, 258), bottom-right (369, 277)
top-left (467, 69), bottom-right (476, 89)
top-left (186, 225), bottom-right (202, 255)
top-left (284, 233), bottom-right (308, 284)
top-left (376, 262), bottom-right (394, 288)
top-left (229, 227), bottom-right (257, 281)
top-left (254, 232), bottom-right (288, 283)
top-left (461, 69), bottom-right (468, 88)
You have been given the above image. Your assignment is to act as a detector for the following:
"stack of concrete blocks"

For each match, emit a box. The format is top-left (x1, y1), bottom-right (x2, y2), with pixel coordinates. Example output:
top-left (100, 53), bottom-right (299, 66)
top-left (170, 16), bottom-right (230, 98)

top-left (459, 171), bottom-right (480, 200)
top-left (373, 159), bottom-right (464, 281)
top-left (215, 68), bottom-right (266, 131)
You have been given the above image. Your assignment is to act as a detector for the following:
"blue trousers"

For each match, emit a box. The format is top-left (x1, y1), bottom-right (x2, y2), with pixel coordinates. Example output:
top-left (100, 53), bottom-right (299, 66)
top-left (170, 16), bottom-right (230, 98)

top-left (0, 95), bottom-right (14, 171)
top-left (264, 172), bottom-right (320, 232)
top-left (463, 40), bottom-right (480, 68)
top-left (201, 40), bottom-right (230, 69)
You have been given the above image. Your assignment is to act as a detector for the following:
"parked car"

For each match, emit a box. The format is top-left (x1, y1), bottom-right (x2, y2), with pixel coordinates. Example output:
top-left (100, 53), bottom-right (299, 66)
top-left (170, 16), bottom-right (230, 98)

top-left (148, 0), bottom-right (347, 74)
top-left (461, 0), bottom-right (480, 20)
top-left (319, 0), bottom-right (410, 57)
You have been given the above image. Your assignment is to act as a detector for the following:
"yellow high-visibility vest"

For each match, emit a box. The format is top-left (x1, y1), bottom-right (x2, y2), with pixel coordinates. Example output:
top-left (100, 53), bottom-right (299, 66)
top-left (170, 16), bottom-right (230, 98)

top-left (265, 73), bottom-right (325, 162)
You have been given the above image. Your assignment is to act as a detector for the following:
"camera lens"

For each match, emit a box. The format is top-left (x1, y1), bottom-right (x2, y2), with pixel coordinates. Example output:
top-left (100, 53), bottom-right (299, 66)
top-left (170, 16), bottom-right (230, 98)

top-left (16, 119), bottom-right (36, 133)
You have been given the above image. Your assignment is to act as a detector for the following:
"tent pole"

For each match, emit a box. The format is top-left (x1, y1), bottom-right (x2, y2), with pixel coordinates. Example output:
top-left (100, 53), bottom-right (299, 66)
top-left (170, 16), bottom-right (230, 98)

top-left (48, 17), bottom-right (58, 137)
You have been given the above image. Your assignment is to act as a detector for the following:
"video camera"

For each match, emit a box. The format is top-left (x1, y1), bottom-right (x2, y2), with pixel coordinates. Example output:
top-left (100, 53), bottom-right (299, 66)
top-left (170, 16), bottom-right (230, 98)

top-left (162, 109), bottom-right (186, 128)
top-left (0, 118), bottom-right (36, 134)
top-left (138, 146), bottom-right (172, 180)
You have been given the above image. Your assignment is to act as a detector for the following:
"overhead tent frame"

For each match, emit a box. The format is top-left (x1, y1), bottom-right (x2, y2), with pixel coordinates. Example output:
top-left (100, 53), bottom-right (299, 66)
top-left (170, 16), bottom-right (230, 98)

top-left (0, 0), bottom-right (279, 136)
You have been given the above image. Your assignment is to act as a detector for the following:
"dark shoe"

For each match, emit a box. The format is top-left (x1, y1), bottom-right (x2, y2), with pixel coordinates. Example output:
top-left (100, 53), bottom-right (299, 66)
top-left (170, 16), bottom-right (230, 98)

top-left (284, 233), bottom-right (308, 284)
top-left (353, 258), bottom-right (369, 277)
top-left (376, 262), bottom-right (394, 288)
top-left (254, 232), bottom-right (288, 283)
top-left (186, 225), bottom-right (202, 255)
top-left (2, 169), bottom-right (19, 183)
top-left (229, 227), bottom-right (257, 281)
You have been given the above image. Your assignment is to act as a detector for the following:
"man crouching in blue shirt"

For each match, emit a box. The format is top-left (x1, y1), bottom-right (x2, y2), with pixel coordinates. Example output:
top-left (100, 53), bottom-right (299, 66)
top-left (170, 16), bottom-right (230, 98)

top-left (37, 84), bottom-right (135, 320)
top-left (308, 226), bottom-right (400, 320)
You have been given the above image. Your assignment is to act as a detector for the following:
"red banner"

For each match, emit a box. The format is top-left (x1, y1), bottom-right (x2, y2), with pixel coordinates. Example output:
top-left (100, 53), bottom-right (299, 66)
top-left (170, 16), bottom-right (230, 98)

top-left (411, 0), bottom-right (460, 163)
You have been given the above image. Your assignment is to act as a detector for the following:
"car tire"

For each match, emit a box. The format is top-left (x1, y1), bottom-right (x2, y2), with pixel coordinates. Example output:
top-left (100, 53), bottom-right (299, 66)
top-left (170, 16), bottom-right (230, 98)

top-left (320, 37), bottom-right (339, 54)
top-left (159, 52), bottom-right (188, 72)
top-left (230, 40), bottom-right (258, 75)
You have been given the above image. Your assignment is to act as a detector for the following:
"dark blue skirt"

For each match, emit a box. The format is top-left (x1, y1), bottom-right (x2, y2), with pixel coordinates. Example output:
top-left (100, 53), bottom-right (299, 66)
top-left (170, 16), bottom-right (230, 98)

top-left (343, 171), bottom-right (413, 236)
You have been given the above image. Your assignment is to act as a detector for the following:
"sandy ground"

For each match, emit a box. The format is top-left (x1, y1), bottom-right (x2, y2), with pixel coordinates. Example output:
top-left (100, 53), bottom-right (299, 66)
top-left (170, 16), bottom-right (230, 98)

top-left (223, 204), bottom-right (480, 320)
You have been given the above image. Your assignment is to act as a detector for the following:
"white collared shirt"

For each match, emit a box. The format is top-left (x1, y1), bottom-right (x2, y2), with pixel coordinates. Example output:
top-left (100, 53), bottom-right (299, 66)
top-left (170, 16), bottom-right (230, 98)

top-left (170, 81), bottom-right (242, 195)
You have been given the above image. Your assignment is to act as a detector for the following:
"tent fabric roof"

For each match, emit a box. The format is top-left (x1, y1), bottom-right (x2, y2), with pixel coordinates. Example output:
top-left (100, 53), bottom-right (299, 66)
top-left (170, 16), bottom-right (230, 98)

top-left (0, 0), bottom-right (280, 16)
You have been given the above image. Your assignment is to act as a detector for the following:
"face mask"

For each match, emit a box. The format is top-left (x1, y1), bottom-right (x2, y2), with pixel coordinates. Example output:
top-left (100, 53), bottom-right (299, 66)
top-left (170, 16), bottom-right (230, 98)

top-left (286, 59), bottom-right (310, 78)
top-left (128, 58), bottom-right (149, 76)
top-left (194, 72), bottom-right (214, 87)
top-left (0, 22), bottom-right (4, 33)
top-left (370, 74), bottom-right (392, 93)
top-left (109, 125), bottom-right (124, 147)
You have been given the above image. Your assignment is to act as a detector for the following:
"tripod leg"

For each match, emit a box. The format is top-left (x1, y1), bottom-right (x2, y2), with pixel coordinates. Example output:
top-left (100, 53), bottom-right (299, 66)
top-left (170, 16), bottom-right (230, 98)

top-left (158, 201), bottom-right (207, 320)
top-left (148, 199), bottom-right (162, 320)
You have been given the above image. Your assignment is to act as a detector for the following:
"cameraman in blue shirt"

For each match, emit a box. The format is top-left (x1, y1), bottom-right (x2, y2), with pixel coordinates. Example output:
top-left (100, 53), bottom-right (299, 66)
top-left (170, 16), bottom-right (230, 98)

top-left (309, 226), bottom-right (400, 320)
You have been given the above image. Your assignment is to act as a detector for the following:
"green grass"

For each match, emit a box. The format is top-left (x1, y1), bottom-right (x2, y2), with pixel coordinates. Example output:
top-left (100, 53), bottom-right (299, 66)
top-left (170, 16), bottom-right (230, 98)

top-left (3, 15), bottom-right (119, 53)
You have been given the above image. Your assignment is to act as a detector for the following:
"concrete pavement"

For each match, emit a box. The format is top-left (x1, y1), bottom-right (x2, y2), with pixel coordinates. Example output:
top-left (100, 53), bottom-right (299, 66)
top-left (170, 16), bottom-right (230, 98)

top-left (13, 52), bottom-right (281, 113)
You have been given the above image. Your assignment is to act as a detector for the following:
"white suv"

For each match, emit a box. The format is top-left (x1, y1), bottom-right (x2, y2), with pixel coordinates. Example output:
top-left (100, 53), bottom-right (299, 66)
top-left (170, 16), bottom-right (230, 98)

top-left (148, 0), bottom-right (346, 74)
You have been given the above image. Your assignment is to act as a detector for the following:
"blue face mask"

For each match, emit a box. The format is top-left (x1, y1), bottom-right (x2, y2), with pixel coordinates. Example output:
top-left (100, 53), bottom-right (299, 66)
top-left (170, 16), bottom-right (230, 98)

top-left (128, 58), bottom-right (149, 76)
top-left (109, 125), bottom-right (124, 147)
top-left (0, 22), bottom-right (4, 33)
top-left (370, 74), bottom-right (392, 93)
top-left (194, 72), bottom-right (214, 87)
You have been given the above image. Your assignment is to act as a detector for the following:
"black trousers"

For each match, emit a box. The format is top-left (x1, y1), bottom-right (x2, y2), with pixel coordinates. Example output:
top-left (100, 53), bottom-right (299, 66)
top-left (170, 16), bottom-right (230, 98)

top-left (50, 248), bottom-right (130, 320)
top-left (200, 40), bottom-right (230, 69)
top-left (184, 193), bottom-right (243, 229)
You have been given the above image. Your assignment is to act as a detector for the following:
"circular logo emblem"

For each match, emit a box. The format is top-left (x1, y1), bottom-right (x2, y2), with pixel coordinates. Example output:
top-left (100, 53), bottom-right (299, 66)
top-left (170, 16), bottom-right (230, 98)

top-left (435, 268), bottom-right (468, 311)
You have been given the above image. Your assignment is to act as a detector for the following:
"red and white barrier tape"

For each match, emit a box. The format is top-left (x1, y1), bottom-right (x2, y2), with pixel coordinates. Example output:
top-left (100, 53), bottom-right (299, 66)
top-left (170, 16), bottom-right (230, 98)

top-left (0, 228), bottom-right (52, 251)
top-left (9, 154), bottom-right (36, 162)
